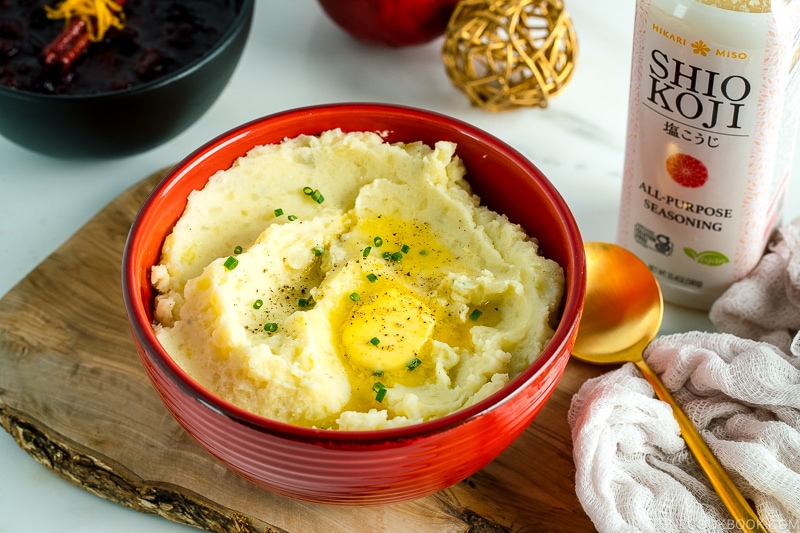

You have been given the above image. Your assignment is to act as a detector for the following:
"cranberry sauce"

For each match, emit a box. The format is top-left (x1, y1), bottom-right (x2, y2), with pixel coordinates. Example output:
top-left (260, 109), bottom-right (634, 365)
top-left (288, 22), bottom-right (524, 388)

top-left (0, 0), bottom-right (237, 95)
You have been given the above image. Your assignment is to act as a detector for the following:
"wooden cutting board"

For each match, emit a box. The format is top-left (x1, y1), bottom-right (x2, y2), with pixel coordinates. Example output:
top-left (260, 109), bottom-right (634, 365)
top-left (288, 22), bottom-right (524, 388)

top-left (0, 168), bottom-right (607, 533)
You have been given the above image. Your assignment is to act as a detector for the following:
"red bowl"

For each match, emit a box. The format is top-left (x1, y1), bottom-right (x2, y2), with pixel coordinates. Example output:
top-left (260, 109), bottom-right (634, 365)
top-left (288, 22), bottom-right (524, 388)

top-left (122, 103), bottom-right (586, 505)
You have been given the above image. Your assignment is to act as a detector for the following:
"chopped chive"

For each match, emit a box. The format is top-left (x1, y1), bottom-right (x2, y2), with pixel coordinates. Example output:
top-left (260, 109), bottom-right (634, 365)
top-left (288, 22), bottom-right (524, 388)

top-left (288, 215), bottom-right (298, 221)
top-left (233, 245), bottom-right (243, 255)
top-left (253, 299), bottom-right (264, 309)
top-left (419, 249), bottom-right (429, 256)
top-left (391, 251), bottom-right (403, 262)
top-left (401, 244), bottom-right (410, 254)
top-left (362, 246), bottom-right (372, 257)
top-left (373, 236), bottom-right (383, 247)
top-left (382, 251), bottom-right (392, 260)
top-left (299, 297), bottom-right (315, 308)
top-left (372, 382), bottom-right (387, 402)
top-left (313, 247), bottom-right (324, 256)
top-left (264, 322), bottom-right (278, 333)
top-left (349, 292), bottom-right (360, 302)
top-left (469, 309), bottom-right (483, 321)
top-left (223, 256), bottom-right (239, 270)
top-left (302, 187), bottom-right (324, 204)
top-left (373, 370), bottom-right (384, 377)
top-left (370, 337), bottom-right (380, 346)
top-left (366, 273), bottom-right (378, 283)
top-left (407, 357), bottom-right (422, 371)
top-left (274, 208), bottom-right (284, 217)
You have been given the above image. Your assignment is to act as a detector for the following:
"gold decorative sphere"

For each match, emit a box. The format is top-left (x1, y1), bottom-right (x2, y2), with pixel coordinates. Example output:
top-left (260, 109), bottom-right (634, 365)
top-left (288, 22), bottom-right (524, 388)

top-left (442, 0), bottom-right (578, 111)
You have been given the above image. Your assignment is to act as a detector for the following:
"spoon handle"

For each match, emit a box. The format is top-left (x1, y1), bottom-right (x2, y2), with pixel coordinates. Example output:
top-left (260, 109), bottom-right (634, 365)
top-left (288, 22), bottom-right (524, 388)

top-left (633, 359), bottom-right (769, 533)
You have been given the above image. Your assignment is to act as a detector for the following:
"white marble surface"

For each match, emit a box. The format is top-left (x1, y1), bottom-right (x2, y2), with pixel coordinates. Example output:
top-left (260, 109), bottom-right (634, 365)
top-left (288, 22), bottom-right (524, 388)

top-left (1, 1), bottom-right (798, 531)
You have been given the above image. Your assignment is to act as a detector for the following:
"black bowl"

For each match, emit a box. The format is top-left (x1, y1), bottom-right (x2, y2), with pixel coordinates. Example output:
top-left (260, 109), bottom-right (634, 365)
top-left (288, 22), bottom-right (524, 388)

top-left (0, 0), bottom-right (254, 158)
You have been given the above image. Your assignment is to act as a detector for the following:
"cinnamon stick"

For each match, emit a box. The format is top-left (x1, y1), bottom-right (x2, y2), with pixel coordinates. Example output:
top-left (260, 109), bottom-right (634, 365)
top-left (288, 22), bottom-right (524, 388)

top-left (42, 18), bottom-right (90, 68)
top-left (40, 0), bottom-right (127, 71)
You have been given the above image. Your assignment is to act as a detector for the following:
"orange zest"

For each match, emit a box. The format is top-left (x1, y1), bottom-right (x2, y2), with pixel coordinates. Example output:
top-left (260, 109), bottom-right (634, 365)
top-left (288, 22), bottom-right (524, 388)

top-left (44, 0), bottom-right (126, 42)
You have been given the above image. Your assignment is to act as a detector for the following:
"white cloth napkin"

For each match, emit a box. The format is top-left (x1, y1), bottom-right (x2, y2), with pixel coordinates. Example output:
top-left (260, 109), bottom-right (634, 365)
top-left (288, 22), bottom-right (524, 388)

top-left (710, 218), bottom-right (800, 357)
top-left (568, 333), bottom-right (800, 532)
top-left (568, 219), bottom-right (800, 533)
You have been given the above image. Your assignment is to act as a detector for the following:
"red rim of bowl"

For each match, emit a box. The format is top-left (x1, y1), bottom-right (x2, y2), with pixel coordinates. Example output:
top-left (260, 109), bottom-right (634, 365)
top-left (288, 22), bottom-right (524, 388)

top-left (122, 102), bottom-right (586, 445)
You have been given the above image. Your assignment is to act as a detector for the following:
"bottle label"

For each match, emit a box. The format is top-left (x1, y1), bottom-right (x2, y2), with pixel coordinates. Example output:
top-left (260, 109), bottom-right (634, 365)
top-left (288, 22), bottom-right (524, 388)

top-left (618, 0), bottom-right (800, 309)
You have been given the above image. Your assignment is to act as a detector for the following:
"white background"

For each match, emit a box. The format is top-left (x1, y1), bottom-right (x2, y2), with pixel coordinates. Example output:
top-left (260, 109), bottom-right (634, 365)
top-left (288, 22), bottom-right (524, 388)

top-left (1, 1), bottom-right (797, 531)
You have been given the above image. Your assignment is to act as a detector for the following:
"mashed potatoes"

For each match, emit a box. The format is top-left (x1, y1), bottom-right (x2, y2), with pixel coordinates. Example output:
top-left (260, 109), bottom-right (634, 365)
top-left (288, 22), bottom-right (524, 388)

top-left (151, 129), bottom-right (564, 430)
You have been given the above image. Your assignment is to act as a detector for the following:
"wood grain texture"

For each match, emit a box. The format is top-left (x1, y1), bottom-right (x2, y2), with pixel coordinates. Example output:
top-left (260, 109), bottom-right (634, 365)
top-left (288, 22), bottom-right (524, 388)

top-left (0, 168), bottom-right (605, 533)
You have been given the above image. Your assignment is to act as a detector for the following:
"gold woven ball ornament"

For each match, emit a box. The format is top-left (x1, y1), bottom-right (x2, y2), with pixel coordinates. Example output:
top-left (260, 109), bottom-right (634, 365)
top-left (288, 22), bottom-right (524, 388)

top-left (442, 0), bottom-right (578, 111)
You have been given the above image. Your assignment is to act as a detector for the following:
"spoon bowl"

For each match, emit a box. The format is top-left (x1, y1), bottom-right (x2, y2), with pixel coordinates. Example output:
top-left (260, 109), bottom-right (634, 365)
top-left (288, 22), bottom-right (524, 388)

top-left (572, 241), bottom-right (663, 364)
top-left (573, 241), bottom-right (767, 533)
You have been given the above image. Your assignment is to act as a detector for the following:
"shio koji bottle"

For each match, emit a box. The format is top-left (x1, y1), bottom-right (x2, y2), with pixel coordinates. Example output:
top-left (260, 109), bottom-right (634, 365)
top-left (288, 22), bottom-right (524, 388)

top-left (617, 0), bottom-right (800, 310)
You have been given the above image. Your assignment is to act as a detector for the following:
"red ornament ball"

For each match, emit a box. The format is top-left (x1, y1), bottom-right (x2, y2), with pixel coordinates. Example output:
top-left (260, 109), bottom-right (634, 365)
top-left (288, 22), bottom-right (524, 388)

top-left (317, 0), bottom-right (461, 47)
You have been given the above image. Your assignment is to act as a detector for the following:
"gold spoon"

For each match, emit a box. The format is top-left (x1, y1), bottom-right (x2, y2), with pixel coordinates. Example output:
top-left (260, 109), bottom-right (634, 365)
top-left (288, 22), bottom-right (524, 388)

top-left (573, 241), bottom-right (767, 533)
